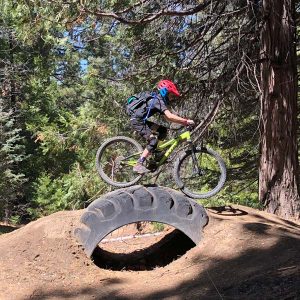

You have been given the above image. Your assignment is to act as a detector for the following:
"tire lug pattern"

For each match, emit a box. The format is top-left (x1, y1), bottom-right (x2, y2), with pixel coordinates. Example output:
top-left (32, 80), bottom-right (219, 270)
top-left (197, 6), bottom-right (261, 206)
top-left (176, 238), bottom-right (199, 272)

top-left (74, 185), bottom-right (208, 257)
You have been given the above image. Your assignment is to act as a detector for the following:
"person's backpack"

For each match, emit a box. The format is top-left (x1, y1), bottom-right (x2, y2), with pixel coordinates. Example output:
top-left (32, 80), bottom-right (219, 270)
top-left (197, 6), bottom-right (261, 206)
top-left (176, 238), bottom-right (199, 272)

top-left (125, 92), bottom-right (155, 118)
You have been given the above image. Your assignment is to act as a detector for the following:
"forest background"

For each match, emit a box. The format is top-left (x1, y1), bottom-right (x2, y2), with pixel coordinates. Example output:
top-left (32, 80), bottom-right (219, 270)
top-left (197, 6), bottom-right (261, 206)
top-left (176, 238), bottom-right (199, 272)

top-left (0, 0), bottom-right (299, 224)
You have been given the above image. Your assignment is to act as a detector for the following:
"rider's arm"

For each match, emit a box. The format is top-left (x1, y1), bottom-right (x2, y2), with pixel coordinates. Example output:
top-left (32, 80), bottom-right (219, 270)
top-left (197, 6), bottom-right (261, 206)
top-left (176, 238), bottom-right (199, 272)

top-left (164, 110), bottom-right (189, 125)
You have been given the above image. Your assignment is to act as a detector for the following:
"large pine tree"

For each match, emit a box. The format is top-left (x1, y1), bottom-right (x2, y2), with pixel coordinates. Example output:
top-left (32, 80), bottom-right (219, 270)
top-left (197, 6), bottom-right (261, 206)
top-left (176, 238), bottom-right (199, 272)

top-left (259, 0), bottom-right (300, 220)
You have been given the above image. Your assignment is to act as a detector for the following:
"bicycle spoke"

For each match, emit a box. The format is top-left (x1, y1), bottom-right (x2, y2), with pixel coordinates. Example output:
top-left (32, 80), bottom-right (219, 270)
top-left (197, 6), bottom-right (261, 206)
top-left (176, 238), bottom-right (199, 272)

top-left (177, 149), bottom-right (225, 197)
top-left (98, 140), bottom-right (141, 184)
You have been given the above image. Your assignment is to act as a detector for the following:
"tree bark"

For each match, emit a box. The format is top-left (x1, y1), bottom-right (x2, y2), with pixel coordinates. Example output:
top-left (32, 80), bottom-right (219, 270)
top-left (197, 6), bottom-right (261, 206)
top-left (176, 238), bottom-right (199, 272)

top-left (259, 0), bottom-right (300, 220)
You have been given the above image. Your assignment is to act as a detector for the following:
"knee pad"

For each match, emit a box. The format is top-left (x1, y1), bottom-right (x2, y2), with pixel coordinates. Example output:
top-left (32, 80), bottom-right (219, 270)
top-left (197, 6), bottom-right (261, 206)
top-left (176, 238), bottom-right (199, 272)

top-left (146, 134), bottom-right (158, 152)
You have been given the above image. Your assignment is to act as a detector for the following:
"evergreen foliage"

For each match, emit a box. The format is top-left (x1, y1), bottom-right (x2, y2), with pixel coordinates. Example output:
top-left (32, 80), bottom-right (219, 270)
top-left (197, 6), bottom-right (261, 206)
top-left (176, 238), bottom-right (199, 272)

top-left (0, 0), bottom-right (298, 221)
top-left (0, 99), bottom-right (27, 221)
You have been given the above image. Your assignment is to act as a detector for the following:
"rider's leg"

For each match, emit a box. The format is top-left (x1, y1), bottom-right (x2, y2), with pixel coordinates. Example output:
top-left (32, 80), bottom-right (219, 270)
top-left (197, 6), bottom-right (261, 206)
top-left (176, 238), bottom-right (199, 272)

top-left (149, 123), bottom-right (168, 141)
top-left (136, 148), bottom-right (150, 165)
top-left (156, 125), bottom-right (168, 141)
top-left (130, 120), bottom-right (165, 174)
top-left (130, 121), bottom-right (154, 174)
top-left (133, 134), bottom-right (158, 174)
top-left (137, 122), bottom-right (167, 163)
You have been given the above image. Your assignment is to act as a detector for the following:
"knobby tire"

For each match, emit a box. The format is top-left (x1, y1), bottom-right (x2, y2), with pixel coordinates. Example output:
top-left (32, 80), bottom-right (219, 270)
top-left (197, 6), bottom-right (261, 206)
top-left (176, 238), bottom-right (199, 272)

top-left (95, 136), bottom-right (143, 188)
top-left (174, 147), bottom-right (226, 199)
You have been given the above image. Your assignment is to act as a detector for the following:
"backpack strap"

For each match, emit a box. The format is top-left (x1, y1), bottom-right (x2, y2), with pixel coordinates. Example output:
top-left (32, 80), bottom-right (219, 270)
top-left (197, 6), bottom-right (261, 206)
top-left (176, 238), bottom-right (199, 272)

top-left (143, 92), bottom-right (158, 123)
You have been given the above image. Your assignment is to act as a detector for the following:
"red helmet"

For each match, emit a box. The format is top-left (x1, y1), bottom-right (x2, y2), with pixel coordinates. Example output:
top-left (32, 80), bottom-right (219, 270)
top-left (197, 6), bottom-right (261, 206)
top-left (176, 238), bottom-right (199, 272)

top-left (157, 80), bottom-right (180, 97)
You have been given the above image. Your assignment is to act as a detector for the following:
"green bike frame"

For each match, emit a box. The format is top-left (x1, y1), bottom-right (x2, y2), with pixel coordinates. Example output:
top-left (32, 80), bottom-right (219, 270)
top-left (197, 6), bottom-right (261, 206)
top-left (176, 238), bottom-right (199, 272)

top-left (124, 130), bottom-right (192, 167)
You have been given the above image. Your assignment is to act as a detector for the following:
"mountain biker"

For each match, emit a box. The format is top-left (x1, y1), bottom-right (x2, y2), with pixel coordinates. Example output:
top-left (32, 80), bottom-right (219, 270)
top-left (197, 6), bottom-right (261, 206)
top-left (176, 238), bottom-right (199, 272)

top-left (130, 79), bottom-right (195, 174)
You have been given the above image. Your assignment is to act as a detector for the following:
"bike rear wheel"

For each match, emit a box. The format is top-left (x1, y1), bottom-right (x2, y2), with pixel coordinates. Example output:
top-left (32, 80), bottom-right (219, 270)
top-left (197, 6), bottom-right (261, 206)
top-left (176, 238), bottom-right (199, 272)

top-left (96, 136), bottom-right (143, 188)
top-left (174, 147), bottom-right (226, 199)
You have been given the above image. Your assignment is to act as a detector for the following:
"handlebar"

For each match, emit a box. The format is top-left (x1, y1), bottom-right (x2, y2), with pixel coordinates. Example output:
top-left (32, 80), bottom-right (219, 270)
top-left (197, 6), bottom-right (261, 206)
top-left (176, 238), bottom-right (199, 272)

top-left (169, 123), bottom-right (196, 131)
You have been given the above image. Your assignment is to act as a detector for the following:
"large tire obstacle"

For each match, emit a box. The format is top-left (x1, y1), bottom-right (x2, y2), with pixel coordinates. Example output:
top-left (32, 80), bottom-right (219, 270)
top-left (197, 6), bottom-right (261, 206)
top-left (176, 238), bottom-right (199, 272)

top-left (75, 185), bottom-right (209, 257)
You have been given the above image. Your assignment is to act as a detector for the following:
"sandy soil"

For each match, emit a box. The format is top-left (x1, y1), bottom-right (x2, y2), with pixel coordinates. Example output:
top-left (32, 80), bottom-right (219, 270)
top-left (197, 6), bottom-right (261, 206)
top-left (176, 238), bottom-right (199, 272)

top-left (0, 205), bottom-right (299, 300)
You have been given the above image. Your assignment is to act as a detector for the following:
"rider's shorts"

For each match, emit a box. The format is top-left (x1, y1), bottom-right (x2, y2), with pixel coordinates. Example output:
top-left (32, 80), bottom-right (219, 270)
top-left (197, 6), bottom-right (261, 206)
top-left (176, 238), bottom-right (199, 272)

top-left (130, 118), bottom-right (167, 152)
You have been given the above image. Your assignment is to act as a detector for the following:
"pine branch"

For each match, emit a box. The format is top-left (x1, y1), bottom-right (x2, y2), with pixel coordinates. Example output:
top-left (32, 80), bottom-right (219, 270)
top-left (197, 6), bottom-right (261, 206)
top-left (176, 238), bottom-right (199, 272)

top-left (81, 2), bottom-right (211, 25)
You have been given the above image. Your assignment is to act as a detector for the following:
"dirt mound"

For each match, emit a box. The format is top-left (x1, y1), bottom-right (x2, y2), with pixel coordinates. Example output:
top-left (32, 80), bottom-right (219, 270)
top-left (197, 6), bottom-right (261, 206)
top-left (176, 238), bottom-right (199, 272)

top-left (0, 205), bottom-right (300, 299)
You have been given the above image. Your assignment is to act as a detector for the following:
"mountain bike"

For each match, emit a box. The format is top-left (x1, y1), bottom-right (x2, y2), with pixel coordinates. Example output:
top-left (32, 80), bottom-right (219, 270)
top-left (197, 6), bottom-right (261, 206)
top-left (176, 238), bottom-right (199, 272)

top-left (95, 125), bottom-right (226, 199)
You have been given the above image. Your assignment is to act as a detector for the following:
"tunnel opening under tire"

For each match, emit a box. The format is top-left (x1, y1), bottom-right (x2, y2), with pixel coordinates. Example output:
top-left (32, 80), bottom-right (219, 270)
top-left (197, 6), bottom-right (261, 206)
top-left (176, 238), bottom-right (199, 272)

top-left (91, 225), bottom-right (195, 271)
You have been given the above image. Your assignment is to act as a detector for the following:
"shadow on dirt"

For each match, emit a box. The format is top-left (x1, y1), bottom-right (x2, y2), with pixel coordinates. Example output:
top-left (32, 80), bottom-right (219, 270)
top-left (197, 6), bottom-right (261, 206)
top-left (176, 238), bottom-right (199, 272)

top-left (0, 224), bottom-right (18, 235)
top-left (207, 205), bottom-right (248, 216)
top-left (30, 285), bottom-right (131, 300)
top-left (92, 210), bottom-right (300, 299)
top-left (92, 229), bottom-right (195, 271)
top-left (28, 228), bottom-right (300, 300)
top-left (18, 207), bottom-right (300, 300)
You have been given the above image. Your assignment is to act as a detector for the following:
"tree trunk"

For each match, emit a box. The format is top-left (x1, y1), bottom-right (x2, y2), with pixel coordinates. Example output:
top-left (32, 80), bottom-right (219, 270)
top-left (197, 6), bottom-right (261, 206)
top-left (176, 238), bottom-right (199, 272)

top-left (259, 0), bottom-right (300, 220)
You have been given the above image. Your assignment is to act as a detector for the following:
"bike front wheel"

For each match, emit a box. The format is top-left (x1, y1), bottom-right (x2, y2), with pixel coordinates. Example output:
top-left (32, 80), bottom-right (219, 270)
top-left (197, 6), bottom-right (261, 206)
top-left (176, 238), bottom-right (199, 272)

top-left (96, 136), bottom-right (143, 188)
top-left (174, 147), bottom-right (226, 199)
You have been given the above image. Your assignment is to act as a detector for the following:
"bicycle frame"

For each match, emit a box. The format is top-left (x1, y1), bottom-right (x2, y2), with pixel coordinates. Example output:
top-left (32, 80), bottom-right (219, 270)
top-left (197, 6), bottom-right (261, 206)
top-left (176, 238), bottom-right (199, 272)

top-left (156, 130), bottom-right (191, 165)
top-left (96, 127), bottom-right (226, 198)
top-left (123, 129), bottom-right (192, 167)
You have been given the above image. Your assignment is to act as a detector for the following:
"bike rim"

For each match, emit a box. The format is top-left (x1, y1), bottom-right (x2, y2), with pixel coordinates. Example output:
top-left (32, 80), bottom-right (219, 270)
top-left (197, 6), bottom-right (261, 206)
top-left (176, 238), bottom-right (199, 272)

top-left (178, 150), bottom-right (224, 196)
top-left (98, 140), bottom-right (142, 185)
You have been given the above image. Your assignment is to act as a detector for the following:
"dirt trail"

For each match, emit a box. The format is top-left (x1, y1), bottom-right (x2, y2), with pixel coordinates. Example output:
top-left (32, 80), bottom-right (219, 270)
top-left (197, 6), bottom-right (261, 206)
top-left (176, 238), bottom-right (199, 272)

top-left (0, 205), bottom-right (299, 300)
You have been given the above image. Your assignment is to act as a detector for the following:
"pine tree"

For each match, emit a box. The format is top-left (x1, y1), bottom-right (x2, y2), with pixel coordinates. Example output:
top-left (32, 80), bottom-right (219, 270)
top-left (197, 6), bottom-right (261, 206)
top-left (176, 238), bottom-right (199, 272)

top-left (0, 99), bottom-right (26, 221)
top-left (259, 0), bottom-right (300, 219)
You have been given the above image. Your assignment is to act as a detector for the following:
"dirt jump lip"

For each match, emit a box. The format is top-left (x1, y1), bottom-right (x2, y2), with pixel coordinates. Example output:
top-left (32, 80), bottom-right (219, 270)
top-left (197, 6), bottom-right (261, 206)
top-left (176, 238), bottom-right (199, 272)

top-left (74, 185), bottom-right (209, 257)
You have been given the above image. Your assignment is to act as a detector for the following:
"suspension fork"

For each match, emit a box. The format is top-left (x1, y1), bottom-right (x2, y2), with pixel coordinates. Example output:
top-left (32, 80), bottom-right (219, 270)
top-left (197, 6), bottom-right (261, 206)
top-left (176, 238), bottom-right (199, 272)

top-left (189, 141), bottom-right (200, 174)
